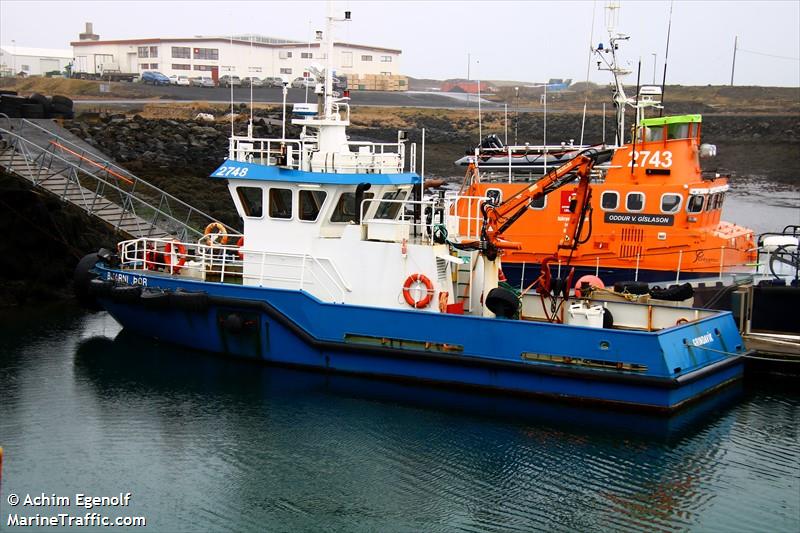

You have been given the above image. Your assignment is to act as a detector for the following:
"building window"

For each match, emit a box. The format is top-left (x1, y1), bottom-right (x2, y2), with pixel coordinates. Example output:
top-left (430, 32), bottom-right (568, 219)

top-left (381, 55), bottom-right (392, 62)
top-left (269, 188), bottom-right (293, 219)
top-left (149, 46), bottom-right (158, 58)
top-left (660, 193), bottom-right (682, 213)
top-left (341, 52), bottom-right (353, 67)
top-left (381, 72), bottom-right (392, 76)
top-left (279, 68), bottom-right (292, 75)
top-left (626, 192), bottom-right (645, 212)
top-left (20, 64), bottom-right (30, 71)
top-left (237, 187), bottom-right (263, 218)
top-left (529, 195), bottom-right (546, 210)
top-left (172, 64), bottom-right (191, 70)
top-left (149, 63), bottom-right (158, 70)
top-left (279, 50), bottom-right (292, 59)
top-left (137, 46), bottom-right (149, 58)
top-left (193, 48), bottom-right (219, 60)
top-left (361, 55), bottom-right (373, 62)
top-left (299, 190), bottom-right (327, 221)
top-left (301, 52), bottom-right (312, 59)
top-left (171, 47), bottom-right (190, 59)
top-left (139, 63), bottom-right (150, 71)
top-left (687, 194), bottom-right (705, 214)
top-left (600, 191), bottom-right (619, 211)
top-left (193, 65), bottom-right (216, 71)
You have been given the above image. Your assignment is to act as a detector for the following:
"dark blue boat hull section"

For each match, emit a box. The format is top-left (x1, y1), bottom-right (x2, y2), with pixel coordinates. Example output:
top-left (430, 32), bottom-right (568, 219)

top-left (95, 266), bottom-right (745, 412)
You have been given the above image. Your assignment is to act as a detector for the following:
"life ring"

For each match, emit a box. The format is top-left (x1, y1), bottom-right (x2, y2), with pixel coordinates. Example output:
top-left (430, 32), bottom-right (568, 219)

top-left (164, 240), bottom-right (187, 274)
top-left (403, 274), bottom-right (434, 308)
top-left (236, 236), bottom-right (244, 260)
top-left (438, 291), bottom-right (449, 313)
top-left (203, 222), bottom-right (228, 245)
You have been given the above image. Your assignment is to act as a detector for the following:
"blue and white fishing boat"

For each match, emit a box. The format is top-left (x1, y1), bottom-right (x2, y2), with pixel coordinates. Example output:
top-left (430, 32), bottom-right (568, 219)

top-left (75, 7), bottom-right (747, 412)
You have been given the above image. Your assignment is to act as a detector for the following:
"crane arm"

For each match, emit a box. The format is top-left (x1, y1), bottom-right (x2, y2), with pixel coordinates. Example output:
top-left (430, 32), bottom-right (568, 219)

top-left (478, 151), bottom-right (599, 259)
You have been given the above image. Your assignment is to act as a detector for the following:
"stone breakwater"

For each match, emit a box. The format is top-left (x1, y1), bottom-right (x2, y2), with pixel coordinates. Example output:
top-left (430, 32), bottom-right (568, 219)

top-left (64, 110), bottom-right (799, 181)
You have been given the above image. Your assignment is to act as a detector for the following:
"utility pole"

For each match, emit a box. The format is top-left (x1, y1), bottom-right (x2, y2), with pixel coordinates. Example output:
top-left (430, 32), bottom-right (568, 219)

top-left (730, 35), bottom-right (738, 86)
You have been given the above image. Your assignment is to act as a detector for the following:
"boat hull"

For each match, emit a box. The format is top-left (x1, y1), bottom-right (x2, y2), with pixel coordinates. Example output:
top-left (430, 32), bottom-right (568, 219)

top-left (93, 265), bottom-right (745, 413)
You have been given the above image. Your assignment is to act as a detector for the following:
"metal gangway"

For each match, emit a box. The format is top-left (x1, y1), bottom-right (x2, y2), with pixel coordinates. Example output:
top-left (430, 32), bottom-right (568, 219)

top-left (0, 117), bottom-right (232, 241)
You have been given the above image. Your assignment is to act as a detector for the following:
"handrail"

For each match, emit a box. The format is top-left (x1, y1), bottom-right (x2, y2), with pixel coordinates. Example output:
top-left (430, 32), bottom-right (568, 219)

top-left (118, 237), bottom-right (351, 302)
top-left (4, 119), bottom-right (234, 236)
top-left (0, 126), bottom-right (225, 240)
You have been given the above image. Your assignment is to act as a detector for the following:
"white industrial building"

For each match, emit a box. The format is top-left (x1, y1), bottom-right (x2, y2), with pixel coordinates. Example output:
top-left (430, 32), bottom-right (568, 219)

top-left (0, 45), bottom-right (73, 77)
top-left (70, 23), bottom-right (402, 81)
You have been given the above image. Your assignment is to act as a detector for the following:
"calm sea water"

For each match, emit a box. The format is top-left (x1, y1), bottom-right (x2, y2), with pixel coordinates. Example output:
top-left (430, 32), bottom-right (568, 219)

top-left (1, 304), bottom-right (798, 533)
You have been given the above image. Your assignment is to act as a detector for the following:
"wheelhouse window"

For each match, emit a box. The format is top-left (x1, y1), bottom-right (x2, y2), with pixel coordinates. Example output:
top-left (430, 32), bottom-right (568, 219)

top-left (529, 195), bottom-right (546, 209)
top-left (299, 190), bottom-right (327, 221)
top-left (660, 193), bottom-right (682, 214)
top-left (237, 187), bottom-right (263, 218)
top-left (600, 191), bottom-right (619, 211)
top-left (269, 188), bottom-right (293, 219)
top-left (626, 192), bottom-right (645, 212)
top-left (375, 190), bottom-right (408, 220)
top-left (331, 192), bottom-right (374, 223)
top-left (485, 189), bottom-right (502, 205)
top-left (687, 194), bottom-right (705, 214)
top-left (667, 123), bottom-right (690, 140)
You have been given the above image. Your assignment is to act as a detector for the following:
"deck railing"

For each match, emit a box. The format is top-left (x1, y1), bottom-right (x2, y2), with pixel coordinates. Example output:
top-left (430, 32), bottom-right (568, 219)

top-left (117, 237), bottom-right (352, 303)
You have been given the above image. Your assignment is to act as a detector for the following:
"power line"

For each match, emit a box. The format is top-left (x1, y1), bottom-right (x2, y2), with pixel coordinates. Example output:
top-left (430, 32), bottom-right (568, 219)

top-left (737, 48), bottom-right (800, 61)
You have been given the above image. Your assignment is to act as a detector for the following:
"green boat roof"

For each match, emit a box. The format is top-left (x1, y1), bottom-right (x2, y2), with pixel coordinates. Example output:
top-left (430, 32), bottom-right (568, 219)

top-left (640, 114), bottom-right (702, 127)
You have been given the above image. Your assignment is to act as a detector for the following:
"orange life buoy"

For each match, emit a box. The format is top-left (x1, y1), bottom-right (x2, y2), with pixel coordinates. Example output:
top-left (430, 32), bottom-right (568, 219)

top-left (164, 240), bottom-right (187, 274)
top-left (438, 291), bottom-right (449, 313)
top-left (203, 222), bottom-right (228, 245)
top-left (403, 274), bottom-right (434, 309)
top-left (575, 274), bottom-right (605, 298)
top-left (236, 236), bottom-right (244, 260)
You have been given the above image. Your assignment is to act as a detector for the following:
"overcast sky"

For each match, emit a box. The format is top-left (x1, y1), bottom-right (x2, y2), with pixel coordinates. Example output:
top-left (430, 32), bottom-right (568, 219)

top-left (1, 0), bottom-right (798, 86)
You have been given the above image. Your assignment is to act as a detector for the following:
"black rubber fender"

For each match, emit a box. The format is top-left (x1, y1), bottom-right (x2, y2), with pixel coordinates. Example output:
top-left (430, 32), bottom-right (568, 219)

top-left (170, 289), bottom-right (209, 312)
top-left (486, 287), bottom-right (519, 319)
top-left (74, 252), bottom-right (102, 310)
top-left (602, 307), bottom-right (614, 329)
top-left (140, 288), bottom-right (171, 309)
top-left (110, 285), bottom-right (141, 304)
top-left (88, 278), bottom-right (114, 298)
top-left (650, 283), bottom-right (694, 302)
top-left (613, 281), bottom-right (650, 295)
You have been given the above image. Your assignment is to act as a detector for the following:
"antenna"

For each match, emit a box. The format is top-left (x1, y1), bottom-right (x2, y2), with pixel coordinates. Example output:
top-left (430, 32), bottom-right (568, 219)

top-left (579, 0), bottom-right (598, 147)
top-left (659, 0), bottom-right (674, 116)
top-left (630, 58), bottom-right (641, 175)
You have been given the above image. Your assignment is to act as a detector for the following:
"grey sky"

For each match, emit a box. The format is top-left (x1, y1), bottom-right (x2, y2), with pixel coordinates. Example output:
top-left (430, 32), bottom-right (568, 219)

top-left (1, 0), bottom-right (798, 86)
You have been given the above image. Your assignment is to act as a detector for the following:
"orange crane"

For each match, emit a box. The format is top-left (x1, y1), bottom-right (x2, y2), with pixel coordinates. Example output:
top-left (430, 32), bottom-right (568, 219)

top-left (470, 150), bottom-right (600, 262)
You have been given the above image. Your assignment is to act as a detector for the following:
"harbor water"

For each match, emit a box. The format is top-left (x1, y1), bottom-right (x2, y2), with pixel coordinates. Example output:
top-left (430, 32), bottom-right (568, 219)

top-left (1, 187), bottom-right (798, 532)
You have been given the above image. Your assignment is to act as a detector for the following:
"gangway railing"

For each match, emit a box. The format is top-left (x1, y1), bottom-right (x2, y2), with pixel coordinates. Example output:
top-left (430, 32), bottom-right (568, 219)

top-left (0, 118), bottom-right (233, 241)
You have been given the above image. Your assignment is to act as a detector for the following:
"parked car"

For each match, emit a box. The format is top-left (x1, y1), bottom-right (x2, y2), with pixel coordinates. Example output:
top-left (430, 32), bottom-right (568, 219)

top-left (169, 75), bottom-right (179, 85)
top-left (291, 76), bottom-right (315, 89)
top-left (263, 76), bottom-right (285, 88)
top-left (175, 75), bottom-right (191, 86)
top-left (219, 75), bottom-right (242, 88)
top-left (141, 71), bottom-right (171, 86)
top-left (190, 76), bottom-right (215, 88)
top-left (242, 77), bottom-right (262, 87)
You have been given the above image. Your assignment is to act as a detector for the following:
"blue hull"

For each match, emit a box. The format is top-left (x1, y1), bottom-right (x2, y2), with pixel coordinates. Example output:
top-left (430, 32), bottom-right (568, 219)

top-left (94, 265), bottom-right (745, 412)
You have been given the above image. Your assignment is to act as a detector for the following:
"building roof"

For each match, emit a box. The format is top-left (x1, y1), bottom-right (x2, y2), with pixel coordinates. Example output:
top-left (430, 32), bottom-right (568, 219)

top-left (0, 45), bottom-right (73, 59)
top-left (70, 37), bottom-right (401, 54)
